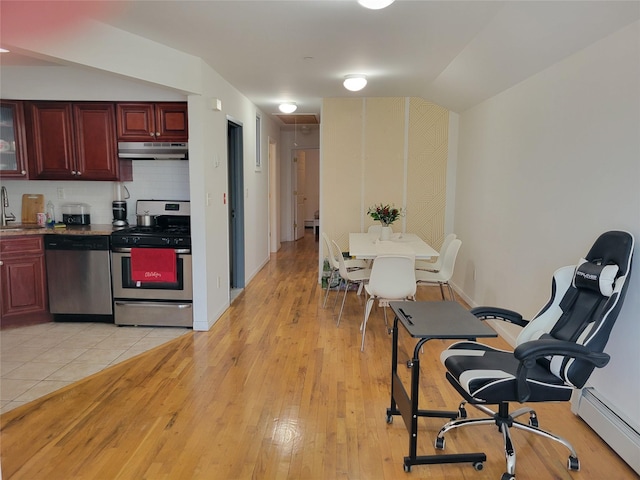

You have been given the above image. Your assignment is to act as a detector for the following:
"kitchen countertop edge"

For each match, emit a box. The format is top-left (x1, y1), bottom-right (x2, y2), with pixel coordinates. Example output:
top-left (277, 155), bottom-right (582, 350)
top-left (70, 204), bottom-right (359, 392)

top-left (0, 224), bottom-right (121, 237)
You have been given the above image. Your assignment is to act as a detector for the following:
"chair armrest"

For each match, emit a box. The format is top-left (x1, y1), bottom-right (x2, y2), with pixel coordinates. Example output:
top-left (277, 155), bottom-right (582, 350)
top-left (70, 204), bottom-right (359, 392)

top-left (513, 339), bottom-right (610, 402)
top-left (469, 306), bottom-right (529, 327)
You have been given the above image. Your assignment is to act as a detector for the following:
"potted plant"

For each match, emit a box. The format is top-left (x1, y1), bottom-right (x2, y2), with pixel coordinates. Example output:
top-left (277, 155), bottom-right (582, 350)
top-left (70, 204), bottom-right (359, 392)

top-left (368, 203), bottom-right (404, 240)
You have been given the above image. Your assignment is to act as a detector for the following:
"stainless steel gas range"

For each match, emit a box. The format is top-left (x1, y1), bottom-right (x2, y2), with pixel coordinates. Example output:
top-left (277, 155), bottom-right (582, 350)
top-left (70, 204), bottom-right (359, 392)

top-left (110, 200), bottom-right (192, 327)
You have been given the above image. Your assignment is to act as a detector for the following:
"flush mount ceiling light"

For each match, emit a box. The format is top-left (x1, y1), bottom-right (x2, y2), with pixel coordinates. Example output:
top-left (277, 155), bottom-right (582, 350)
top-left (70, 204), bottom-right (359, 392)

top-left (278, 102), bottom-right (297, 114)
top-left (358, 0), bottom-right (395, 10)
top-left (343, 74), bottom-right (368, 92)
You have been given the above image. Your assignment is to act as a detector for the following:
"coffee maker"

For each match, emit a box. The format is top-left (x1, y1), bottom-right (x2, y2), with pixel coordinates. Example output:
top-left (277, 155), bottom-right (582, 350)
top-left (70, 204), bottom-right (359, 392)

top-left (112, 183), bottom-right (130, 227)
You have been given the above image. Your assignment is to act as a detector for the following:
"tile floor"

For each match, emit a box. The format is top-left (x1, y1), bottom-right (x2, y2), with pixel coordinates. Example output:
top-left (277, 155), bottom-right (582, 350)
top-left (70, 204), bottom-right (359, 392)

top-left (0, 321), bottom-right (190, 414)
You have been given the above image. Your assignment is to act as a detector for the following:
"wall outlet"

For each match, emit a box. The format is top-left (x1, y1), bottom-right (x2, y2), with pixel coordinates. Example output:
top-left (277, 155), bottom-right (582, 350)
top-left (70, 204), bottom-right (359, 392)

top-left (473, 268), bottom-right (477, 281)
top-left (57, 187), bottom-right (65, 199)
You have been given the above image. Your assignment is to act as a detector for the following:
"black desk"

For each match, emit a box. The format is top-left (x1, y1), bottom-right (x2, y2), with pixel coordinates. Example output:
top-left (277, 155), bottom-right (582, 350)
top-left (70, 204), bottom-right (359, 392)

top-left (387, 301), bottom-right (498, 472)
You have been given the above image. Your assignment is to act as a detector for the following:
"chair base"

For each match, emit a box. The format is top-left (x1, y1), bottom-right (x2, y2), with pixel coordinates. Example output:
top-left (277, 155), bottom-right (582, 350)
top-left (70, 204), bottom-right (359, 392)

top-left (435, 401), bottom-right (580, 480)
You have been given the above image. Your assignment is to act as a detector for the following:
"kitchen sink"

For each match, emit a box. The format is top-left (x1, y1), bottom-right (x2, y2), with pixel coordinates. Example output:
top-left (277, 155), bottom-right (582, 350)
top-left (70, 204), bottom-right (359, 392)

top-left (0, 224), bottom-right (45, 231)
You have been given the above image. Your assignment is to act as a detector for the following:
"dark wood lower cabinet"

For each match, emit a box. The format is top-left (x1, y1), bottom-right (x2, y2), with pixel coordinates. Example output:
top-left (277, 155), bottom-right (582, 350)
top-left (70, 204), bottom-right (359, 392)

top-left (0, 236), bottom-right (51, 328)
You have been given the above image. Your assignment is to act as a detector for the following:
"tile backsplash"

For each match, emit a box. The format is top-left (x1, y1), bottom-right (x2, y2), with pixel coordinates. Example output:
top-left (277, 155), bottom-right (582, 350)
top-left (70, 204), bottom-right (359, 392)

top-left (1, 160), bottom-right (190, 225)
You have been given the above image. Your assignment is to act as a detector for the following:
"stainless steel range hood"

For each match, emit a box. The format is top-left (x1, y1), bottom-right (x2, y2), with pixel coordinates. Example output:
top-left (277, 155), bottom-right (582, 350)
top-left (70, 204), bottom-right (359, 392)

top-left (117, 142), bottom-right (188, 160)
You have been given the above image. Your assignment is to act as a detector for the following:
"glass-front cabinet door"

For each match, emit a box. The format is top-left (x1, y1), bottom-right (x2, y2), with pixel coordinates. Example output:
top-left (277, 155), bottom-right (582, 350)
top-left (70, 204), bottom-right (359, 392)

top-left (0, 100), bottom-right (28, 178)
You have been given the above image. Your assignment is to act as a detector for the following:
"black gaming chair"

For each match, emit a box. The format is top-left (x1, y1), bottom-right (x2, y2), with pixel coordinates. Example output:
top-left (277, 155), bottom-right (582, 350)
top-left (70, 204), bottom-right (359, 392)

top-left (436, 231), bottom-right (634, 480)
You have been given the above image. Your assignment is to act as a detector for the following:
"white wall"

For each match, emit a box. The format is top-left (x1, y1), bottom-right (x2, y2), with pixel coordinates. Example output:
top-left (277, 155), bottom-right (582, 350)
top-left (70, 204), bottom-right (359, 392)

top-left (454, 20), bottom-right (640, 431)
top-left (304, 149), bottom-right (320, 223)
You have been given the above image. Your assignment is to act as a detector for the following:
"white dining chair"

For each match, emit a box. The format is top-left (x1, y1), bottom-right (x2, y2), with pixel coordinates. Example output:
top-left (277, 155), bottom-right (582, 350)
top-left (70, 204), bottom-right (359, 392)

top-left (415, 238), bottom-right (461, 300)
top-left (322, 232), bottom-right (368, 308)
top-left (361, 254), bottom-right (416, 351)
top-left (332, 240), bottom-right (372, 326)
top-left (415, 233), bottom-right (457, 272)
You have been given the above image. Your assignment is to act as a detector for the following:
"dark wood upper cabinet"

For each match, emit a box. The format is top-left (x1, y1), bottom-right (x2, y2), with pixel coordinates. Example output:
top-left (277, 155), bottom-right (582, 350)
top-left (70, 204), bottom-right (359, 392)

top-left (26, 102), bottom-right (76, 180)
top-left (116, 102), bottom-right (188, 142)
top-left (25, 101), bottom-right (131, 181)
top-left (73, 103), bottom-right (120, 180)
top-left (0, 100), bottom-right (29, 178)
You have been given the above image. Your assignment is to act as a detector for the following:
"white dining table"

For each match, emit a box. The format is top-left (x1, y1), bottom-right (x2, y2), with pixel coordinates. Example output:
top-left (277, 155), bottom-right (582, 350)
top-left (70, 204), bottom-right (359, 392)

top-left (349, 232), bottom-right (439, 260)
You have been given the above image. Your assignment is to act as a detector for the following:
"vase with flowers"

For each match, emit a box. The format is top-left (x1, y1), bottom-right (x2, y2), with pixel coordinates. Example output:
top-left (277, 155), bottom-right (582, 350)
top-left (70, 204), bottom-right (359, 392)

top-left (368, 203), bottom-right (404, 240)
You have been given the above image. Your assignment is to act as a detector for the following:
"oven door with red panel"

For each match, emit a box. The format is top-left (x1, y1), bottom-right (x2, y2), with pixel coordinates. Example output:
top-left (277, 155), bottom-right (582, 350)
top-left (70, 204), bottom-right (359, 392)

top-left (111, 247), bottom-right (193, 327)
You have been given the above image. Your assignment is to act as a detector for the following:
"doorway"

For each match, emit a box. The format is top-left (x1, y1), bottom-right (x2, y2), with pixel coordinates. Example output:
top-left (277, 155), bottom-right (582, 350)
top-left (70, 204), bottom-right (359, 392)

top-left (228, 118), bottom-right (245, 291)
top-left (292, 148), bottom-right (320, 241)
top-left (293, 150), bottom-right (306, 241)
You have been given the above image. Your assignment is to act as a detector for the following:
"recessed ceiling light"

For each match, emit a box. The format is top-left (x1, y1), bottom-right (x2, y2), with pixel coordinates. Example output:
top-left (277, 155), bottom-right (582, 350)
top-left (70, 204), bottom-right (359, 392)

top-left (343, 75), bottom-right (368, 92)
top-left (358, 0), bottom-right (395, 10)
top-left (279, 102), bottom-right (297, 114)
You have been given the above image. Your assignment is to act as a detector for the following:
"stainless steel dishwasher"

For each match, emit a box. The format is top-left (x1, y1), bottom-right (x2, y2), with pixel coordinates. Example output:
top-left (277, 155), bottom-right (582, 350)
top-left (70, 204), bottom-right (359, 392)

top-left (44, 235), bottom-right (113, 322)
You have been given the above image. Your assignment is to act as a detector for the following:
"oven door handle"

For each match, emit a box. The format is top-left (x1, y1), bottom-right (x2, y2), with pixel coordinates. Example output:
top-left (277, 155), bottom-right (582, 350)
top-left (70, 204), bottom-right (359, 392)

top-left (115, 301), bottom-right (192, 309)
top-left (112, 247), bottom-right (191, 254)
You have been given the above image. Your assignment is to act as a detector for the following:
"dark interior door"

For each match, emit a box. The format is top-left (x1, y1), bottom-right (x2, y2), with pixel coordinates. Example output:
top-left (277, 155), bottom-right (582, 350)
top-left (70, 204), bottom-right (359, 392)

top-left (227, 119), bottom-right (245, 289)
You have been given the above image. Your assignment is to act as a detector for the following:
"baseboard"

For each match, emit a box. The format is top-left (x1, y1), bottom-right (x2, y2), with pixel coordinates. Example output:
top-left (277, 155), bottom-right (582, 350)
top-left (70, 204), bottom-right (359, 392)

top-left (571, 387), bottom-right (640, 474)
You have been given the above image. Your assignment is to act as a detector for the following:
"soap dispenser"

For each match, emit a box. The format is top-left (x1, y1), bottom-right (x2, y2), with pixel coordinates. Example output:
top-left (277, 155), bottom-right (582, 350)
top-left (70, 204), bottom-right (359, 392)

top-left (46, 201), bottom-right (55, 226)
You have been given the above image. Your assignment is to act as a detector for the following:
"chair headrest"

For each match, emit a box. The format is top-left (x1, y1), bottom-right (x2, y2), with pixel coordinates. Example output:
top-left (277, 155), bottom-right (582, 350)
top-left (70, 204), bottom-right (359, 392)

top-left (572, 258), bottom-right (619, 297)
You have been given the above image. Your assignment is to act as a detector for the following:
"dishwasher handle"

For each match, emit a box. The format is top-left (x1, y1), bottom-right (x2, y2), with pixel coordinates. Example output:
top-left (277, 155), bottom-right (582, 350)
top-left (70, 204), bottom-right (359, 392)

top-left (44, 235), bottom-right (110, 251)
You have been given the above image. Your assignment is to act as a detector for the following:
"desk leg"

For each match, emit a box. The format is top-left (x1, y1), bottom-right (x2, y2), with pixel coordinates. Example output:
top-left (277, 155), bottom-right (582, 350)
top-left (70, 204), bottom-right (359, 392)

top-left (387, 329), bottom-right (487, 473)
top-left (386, 316), bottom-right (400, 421)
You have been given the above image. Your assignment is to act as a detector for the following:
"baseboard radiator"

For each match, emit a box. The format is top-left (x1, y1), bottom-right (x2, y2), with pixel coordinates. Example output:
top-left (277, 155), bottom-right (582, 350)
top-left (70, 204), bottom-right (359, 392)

top-left (571, 387), bottom-right (640, 474)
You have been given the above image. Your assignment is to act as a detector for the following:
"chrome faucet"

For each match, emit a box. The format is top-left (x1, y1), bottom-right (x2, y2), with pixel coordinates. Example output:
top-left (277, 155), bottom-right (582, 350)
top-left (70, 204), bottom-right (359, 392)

top-left (1, 186), bottom-right (17, 226)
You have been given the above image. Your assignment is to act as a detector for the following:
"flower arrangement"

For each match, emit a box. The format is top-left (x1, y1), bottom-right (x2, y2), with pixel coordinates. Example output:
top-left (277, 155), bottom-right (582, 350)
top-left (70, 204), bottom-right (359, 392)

top-left (368, 203), bottom-right (404, 226)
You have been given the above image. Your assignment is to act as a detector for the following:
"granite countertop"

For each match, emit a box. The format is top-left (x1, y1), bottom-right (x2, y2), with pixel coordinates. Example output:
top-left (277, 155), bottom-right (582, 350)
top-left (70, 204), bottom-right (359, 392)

top-left (0, 224), bottom-right (119, 237)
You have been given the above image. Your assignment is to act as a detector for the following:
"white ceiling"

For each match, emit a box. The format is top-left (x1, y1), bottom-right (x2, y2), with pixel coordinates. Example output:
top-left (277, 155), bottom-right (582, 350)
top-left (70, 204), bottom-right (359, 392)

top-left (2, 1), bottom-right (639, 120)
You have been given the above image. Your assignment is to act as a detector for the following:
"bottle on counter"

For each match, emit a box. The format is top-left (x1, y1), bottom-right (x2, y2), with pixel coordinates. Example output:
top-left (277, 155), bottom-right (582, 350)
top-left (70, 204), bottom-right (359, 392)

top-left (46, 201), bottom-right (56, 227)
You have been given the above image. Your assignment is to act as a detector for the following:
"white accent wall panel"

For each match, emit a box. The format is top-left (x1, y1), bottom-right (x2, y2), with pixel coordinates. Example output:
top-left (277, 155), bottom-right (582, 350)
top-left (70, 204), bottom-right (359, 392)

top-left (321, 97), bottom-right (450, 256)
top-left (321, 98), bottom-right (364, 254)
top-left (363, 97), bottom-right (405, 229)
top-left (407, 98), bottom-right (449, 248)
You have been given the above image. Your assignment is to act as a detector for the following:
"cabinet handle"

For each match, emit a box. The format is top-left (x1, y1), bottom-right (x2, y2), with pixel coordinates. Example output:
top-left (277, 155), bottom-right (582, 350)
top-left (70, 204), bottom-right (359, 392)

top-left (150, 132), bottom-right (155, 137)
top-left (0, 261), bottom-right (3, 266)
top-left (156, 132), bottom-right (160, 136)
top-left (21, 170), bottom-right (26, 175)
top-left (76, 171), bottom-right (82, 176)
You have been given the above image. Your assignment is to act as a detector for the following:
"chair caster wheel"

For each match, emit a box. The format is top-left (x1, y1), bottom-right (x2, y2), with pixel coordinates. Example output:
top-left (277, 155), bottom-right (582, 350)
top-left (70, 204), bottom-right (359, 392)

top-left (473, 461), bottom-right (483, 471)
top-left (528, 413), bottom-right (539, 428)
top-left (404, 464), bottom-right (412, 472)
top-left (500, 473), bottom-right (515, 480)
top-left (406, 360), bottom-right (413, 368)
top-left (434, 436), bottom-right (445, 449)
top-left (458, 407), bottom-right (467, 419)
top-left (568, 456), bottom-right (580, 471)
top-left (386, 414), bottom-right (393, 424)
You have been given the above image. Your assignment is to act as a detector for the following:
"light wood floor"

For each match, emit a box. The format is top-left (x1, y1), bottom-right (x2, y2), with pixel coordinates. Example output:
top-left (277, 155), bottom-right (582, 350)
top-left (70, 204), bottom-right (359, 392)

top-left (1, 231), bottom-right (636, 479)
